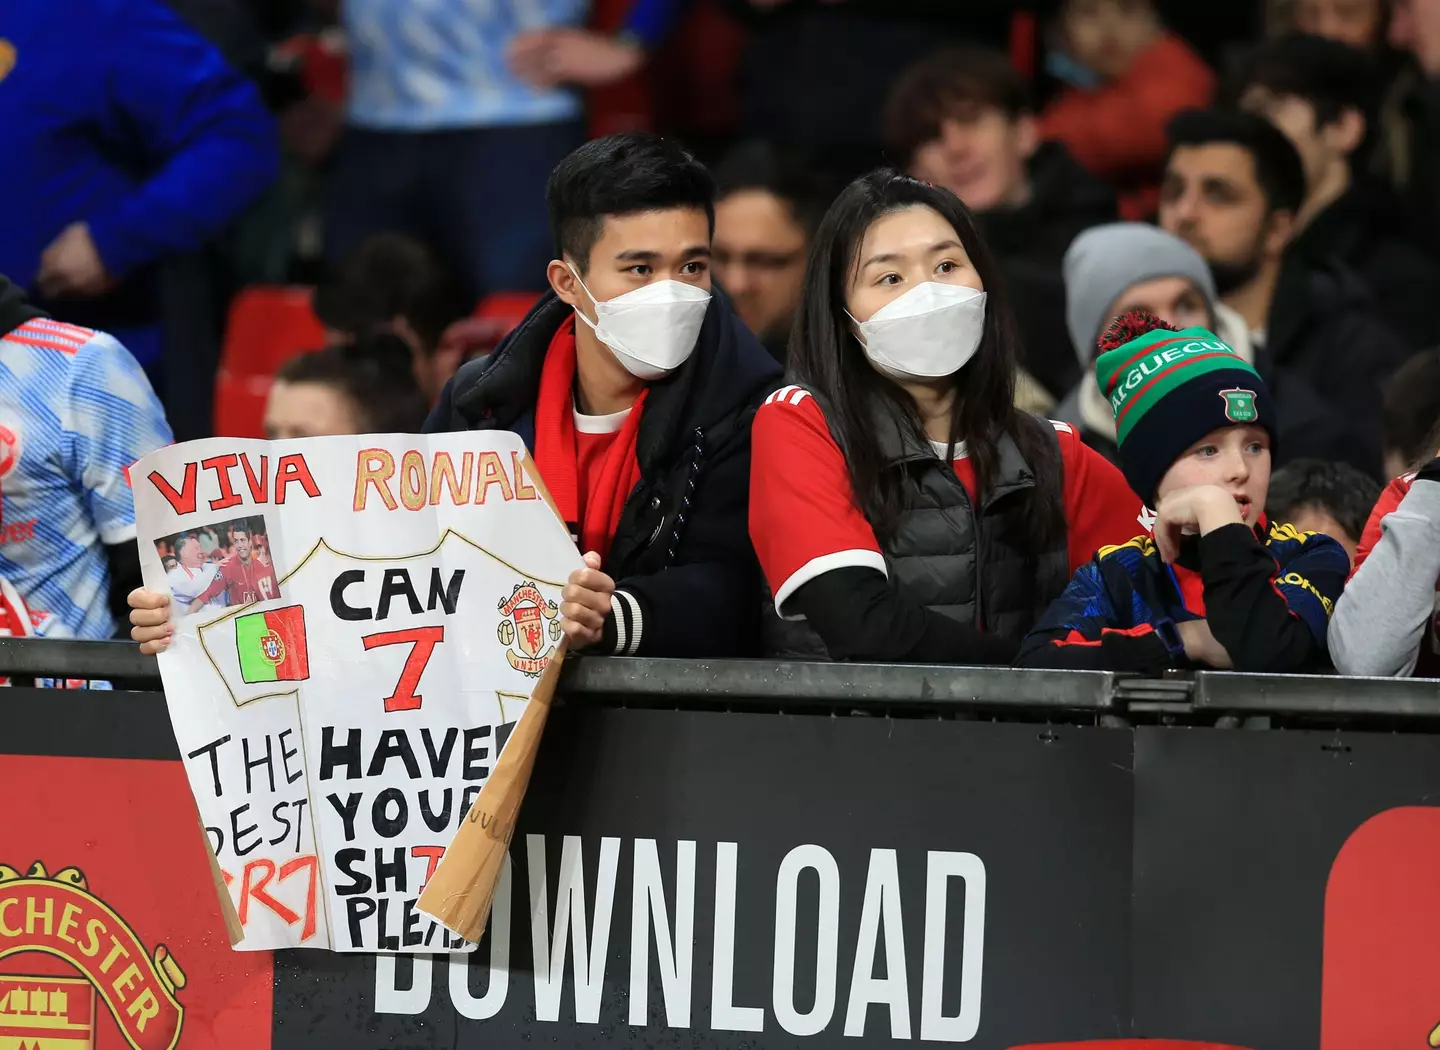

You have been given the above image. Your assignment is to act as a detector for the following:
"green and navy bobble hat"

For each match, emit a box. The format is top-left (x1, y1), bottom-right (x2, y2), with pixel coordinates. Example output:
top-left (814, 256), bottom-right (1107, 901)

top-left (1093, 310), bottom-right (1276, 504)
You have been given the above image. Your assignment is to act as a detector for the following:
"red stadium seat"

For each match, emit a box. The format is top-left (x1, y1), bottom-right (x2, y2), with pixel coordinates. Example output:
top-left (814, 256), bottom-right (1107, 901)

top-left (474, 291), bottom-right (542, 329)
top-left (214, 286), bottom-right (328, 437)
top-left (1010, 1042), bottom-right (1253, 1049)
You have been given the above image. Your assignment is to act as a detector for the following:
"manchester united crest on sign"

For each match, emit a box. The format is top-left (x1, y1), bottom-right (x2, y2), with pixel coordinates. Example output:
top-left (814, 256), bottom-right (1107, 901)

top-left (496, 581), bottom-right (560, 677)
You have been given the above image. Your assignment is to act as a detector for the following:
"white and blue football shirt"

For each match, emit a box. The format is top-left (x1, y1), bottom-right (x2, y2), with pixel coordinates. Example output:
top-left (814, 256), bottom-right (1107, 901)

top-left (0, 318), bottom-right (172, 638)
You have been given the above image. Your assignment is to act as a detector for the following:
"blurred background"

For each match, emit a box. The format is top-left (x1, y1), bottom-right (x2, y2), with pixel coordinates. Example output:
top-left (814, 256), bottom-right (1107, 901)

top-left (6, 0), bottom-right (1437, 458)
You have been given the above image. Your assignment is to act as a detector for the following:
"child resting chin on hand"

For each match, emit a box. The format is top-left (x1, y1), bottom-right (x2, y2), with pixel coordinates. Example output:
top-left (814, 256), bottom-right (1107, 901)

top-left (1016, 310), bottom-right (1349, 673)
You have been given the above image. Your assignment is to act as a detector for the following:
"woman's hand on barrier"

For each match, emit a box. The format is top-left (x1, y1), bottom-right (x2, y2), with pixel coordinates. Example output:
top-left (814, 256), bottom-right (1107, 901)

top-left (1177, 618), bottom-right (1234, 669)
top-left (128, 588), bottom-right (173, 655)
top-left (560, 552), bottom-right (615, 649)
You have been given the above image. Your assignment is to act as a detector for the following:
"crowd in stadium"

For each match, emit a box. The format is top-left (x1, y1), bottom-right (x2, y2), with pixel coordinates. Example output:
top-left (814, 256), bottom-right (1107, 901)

top-left (3, 0), bottom-right (1440, 679)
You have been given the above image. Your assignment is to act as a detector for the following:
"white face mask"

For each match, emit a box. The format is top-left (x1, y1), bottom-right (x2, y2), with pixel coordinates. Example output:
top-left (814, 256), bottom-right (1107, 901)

top-left (568, 265), bottom-right (712, 380)
top-left (850, 281), bottom-right (988, 382)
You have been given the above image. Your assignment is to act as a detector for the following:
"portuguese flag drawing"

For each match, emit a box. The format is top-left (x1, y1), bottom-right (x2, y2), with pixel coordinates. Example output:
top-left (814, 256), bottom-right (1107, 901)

top-left (236, 605), bottom-right (310, 683)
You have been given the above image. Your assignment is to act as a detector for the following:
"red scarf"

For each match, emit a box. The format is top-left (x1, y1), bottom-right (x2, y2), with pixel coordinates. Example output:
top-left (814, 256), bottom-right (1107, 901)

top-left (534, 317), bottom-right (647, 561)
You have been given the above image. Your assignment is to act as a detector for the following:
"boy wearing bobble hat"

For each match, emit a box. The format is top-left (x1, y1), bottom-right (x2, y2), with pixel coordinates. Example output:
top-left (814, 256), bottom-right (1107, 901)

top-left (1017, 309), bottom-right (1349, 672)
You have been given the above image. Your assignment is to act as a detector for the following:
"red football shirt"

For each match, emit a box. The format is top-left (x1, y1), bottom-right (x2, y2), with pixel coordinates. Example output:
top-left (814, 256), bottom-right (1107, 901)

top-left (749, 385), bottom-right (1150, 616)
top-left (197, 553), bottom-right (280, 608)
top-left (1350, 472), bottom-right (1440, 676)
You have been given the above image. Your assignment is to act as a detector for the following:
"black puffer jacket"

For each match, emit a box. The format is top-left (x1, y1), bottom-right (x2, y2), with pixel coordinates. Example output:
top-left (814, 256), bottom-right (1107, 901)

top-left (1263, 255), bottom-right (1414, 479)
top-left (424, 287), bottom-right (782, 658)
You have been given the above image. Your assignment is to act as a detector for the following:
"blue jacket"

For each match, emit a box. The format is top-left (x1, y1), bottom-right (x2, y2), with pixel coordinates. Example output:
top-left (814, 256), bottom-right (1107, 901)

top-left (0, 0), bottom-right (277, 296)
top-left (1016, 519), bottom-right (1350, 674)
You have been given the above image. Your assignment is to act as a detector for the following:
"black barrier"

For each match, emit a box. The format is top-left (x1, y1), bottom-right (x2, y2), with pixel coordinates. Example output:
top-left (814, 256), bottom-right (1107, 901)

top-left (4, 637), bottom-right (1440, 1050)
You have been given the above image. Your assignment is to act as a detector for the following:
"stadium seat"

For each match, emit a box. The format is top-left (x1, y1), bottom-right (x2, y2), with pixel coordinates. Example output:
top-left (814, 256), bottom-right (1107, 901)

top-left (214, 286), bottom-right (328, 438)
top-left (474, 291), bottom-right (542, 330)
top-left (1010, 1042), bottom-right (1253, 1049)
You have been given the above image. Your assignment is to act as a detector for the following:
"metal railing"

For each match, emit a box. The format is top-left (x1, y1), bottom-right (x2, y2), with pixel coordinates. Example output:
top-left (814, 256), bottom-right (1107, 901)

top-left (3, 636), bottom-right (1437, 723)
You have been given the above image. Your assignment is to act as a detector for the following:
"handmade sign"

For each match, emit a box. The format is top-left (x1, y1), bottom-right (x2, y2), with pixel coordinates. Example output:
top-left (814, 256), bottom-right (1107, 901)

top-left (133, 433), bottom-right (583, 953)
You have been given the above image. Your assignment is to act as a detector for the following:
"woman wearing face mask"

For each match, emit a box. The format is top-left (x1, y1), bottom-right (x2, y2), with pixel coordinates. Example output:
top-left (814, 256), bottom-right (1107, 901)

top-left (749, 171), bottom-right (1147, 663)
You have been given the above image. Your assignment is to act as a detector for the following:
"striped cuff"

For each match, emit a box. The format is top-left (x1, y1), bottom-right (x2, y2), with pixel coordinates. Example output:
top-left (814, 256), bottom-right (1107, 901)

top-left (608, 590), bottom-right (644, 656)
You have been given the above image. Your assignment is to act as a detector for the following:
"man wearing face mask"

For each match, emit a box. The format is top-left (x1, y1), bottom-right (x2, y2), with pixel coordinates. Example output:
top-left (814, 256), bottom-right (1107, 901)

top-left (424, 133), bottom-right (783, 658)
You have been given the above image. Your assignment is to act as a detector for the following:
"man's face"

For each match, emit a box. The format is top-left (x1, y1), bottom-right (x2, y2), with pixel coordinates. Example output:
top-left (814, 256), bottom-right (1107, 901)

top-left (233, 530), bottom-right (252, 559)
top-left (1158, 144), bottom-right (1286, 291)
top-left (1108, 275), bottom-right (1212, 334)
top-left (908, 107), bottom-right (1037, 213)
top-left (264, 381), bottom-right (364, 440)
top-left (178, 537), bottom-right (203, 569)
top-left (713, 190), bottom-right (808, 343)
top-left (1244, 88), bottom-right (1342, 198)
top-left (1296, 0), bottom-right (1384, 49)
top-left (560, 207), bottom-right (713, 319)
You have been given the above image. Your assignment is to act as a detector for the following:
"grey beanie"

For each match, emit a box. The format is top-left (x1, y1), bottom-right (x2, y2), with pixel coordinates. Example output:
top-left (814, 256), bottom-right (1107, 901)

top-left (1063, 222), bottom-right (1217, 366)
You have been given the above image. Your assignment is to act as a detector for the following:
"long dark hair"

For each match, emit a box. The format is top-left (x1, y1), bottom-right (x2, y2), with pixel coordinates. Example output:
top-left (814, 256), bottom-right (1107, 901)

top-left (788, 169), bottom-right (1064, 550)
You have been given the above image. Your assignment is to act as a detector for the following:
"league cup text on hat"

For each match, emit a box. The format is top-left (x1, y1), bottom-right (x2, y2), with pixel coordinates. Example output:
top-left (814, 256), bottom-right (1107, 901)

top-left (1093, 310), bottom-right (1276, 504)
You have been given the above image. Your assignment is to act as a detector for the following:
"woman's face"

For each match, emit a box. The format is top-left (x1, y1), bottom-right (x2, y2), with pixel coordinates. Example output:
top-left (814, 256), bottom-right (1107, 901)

top-left (845, 205), bottom-right (984, 325)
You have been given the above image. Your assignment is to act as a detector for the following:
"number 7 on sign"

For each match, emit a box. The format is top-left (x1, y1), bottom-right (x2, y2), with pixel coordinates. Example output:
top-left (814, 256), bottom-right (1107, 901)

top-left (361, 626), bottom-right (445, 712)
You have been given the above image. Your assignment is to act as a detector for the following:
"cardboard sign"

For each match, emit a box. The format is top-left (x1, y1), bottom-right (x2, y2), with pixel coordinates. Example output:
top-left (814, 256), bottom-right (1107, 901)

top-left (133, 434), bottom-right (582, 953)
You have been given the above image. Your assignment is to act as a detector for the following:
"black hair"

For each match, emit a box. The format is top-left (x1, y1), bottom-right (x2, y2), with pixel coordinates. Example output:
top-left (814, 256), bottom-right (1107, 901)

top-left (1165, 108), bottom-right (1308, 213)
top-left (1382, 348), bottom-right (1440, 468)
top-left (1266, 458), bottom-right (1382, 542)
top-left (546, 132), bottom-right (717, 274)
top-left (275, 331), bottom-right (429, 434)
top-left (1230, 33), bottom-right (1379, 129)
top-left (231, 523), bottom-right (250, 538)
top-left (714, 141), bottom-right (836, 240)
top-left (789, 168), bottom-right (1064, 552)
top-left (313, 234), bottom-right (466, 355)
top-left (883, 47), bottom-right (1033, 169)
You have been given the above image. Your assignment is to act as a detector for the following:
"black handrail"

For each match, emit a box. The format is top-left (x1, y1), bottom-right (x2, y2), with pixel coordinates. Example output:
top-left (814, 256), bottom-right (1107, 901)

top-left (2, 636), bottom-right (1438, 719)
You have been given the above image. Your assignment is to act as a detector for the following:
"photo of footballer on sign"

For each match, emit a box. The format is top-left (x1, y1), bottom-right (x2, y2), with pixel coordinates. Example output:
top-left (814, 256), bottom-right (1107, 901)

top-left (152, 515), bottom-right (281, 619)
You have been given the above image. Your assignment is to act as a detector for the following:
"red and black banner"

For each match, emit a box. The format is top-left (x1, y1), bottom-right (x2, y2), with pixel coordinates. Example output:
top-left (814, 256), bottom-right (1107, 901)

top-left (6, 688), bottom-right (1440, 1049)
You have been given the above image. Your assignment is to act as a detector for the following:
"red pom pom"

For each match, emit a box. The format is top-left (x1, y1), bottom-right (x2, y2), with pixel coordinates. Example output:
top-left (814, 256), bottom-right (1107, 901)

top-left (1096, 309), bottom-right (1180, 353)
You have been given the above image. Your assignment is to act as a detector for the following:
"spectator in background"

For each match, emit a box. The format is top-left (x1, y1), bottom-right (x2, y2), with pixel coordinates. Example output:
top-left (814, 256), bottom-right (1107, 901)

top-left (1386, 0), bottom-right (1440, 252)
top-left (328, 0), bottom-right (679, 304)
top-left (0, 275), bottom-right (172, 638)
top-left (1382, 348), bottom-right (1440, 478)
top-left (1018, 310), bottom-right (1348, 673)
top-left (884, 47), bottom-right (1118, 405)
top-left (312, 234), bottom-right (468, 404)
top-left (712, 142), bottom-right (833, 364)
top-left (749, 171), bottom-right (1145, 665)
top-left (1038, 0), bottom-right (1216, 220)
top-left (1328, 413), bottom-right (1440, 677)
top-left (1057, 222), bottom-right (1252, 462)
top-left (1266, 457), bottom-right (1382, 560)
top-left (263, 333), bottom-right (430, 440)
top-left (1234, 33), bottom-right (1440, 346)
top-left (0, 0), bottom-right (278, 395)
top-left (1158, 108), bottom-right (1409, 474)
top-left (718, 0), bottom-right (1017, 182)
top-left (1281, 0), bottom-right (1390, 47)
